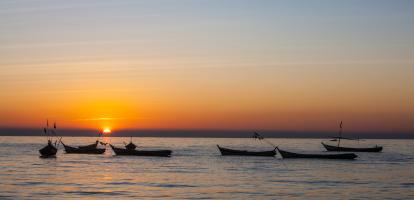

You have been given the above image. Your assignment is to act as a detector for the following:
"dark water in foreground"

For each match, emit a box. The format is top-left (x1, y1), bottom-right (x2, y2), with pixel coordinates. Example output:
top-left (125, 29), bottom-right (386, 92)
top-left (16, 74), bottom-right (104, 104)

top-left (0, 137), bottom-right (413, 199)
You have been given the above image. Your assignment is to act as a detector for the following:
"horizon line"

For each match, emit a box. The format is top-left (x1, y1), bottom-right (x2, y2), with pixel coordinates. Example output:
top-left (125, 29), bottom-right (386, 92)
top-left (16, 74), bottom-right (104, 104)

top-left (0, 128), bottom-right (413, 139)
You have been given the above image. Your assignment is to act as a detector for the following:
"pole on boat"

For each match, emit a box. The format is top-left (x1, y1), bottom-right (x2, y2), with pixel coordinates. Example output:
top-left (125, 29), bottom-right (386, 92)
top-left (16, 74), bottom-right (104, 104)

top-left (53, 122), bottom-right (57, 146)
top-left (253, 132), bottom-right (278, 150)
top-left (337, 121), bottom-right (343, 148)
top-left (123, 136), bottom-right (133, 147)
top-left (43, 127), bottom-right (47, 142)
top-left (56, 137), bottom-right (62, 149)
top-left (252, 132), bottom-right (289, 168)
top-left (52, 122), bottom-right (62, 149)
top-left (46, 119), bottom-right (49, 141)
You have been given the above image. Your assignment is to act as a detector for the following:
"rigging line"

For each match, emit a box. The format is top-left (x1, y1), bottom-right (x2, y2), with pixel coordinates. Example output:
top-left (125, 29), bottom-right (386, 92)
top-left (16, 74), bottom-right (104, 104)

top-left (258, 136), bottom-right (288, 169)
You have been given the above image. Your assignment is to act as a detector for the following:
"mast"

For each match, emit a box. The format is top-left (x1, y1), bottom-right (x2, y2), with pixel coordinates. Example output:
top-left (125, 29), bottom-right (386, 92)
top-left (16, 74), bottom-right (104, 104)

top-left (46, 119), bottom-right (51, 141)
top-left (53, 122), bottom-right (57, 146)
top-left (337, 121), bottom-right (343, 148)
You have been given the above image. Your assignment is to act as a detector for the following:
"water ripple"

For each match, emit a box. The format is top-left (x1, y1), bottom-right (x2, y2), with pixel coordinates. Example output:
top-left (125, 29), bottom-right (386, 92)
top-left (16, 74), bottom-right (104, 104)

top-left (1, 137), bottom-right (413, 199)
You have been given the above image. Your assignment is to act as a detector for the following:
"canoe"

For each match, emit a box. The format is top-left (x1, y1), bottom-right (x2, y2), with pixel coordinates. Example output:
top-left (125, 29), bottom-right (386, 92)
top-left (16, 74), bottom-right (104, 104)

top-left (277, 148), bottom-right (357, 159)
top-left (322, 142), bottom-right (382, 152)
top-left (39, 141), bottom-right (57, 158)
top-left (61, 141), bottom-right (106, 154)
top-left (217, 145), bottom-right (276, 157)
top-left (109, 144), bottom-right (172, 157)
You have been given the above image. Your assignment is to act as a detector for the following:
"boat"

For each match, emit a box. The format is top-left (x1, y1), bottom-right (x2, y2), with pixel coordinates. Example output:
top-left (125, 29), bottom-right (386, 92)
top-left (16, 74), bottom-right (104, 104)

top-left (109, 144), bottom-right (172, 157)
top-left (124, 137), bottom-right (137, 150)
top-left (321, 142), bottom-right (382, 152)
top-left (39, 140), bottom-right (58, 158)
top-left (322, 121), bottom-right (383, 152)
top-left (39, 121), bottom-right (60, 158)
top-left (61, 140), bottom-right (106, 154)
top-left (277, 148), bottom-right (357, 159)
top-left (217, 145), bottom-right (276, 157)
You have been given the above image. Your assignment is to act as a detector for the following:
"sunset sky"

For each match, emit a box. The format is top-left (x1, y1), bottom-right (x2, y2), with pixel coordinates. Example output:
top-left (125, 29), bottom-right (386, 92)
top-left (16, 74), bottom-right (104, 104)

top-left (0, 0), bottom-right (413, 133)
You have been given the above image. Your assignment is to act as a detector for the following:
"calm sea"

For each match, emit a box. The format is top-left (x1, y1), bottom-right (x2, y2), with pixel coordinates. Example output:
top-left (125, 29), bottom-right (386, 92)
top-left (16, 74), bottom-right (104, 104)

top-left (0, 136), bottom-right (413, 199)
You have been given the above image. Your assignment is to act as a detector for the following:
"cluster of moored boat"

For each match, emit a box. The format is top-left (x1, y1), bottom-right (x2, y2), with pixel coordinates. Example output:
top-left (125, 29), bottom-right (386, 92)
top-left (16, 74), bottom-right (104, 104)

top-left (40, 138), bottom-right (382, 160)
top-left (39, 122), bottom-right (383, 160)
top-left (40, 138), bottom-right (173, 158)
top-left (216, 124), bottom-right (383, 159)
top-left (218, 141), bottom-right (382, 160)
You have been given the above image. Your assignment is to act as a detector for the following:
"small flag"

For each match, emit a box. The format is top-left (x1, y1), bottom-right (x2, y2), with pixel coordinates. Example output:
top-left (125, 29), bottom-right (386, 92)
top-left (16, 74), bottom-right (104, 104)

top-left (54, 122), bottom-right (56, 129)
top-left (340, 121), bottom-right (343, 129)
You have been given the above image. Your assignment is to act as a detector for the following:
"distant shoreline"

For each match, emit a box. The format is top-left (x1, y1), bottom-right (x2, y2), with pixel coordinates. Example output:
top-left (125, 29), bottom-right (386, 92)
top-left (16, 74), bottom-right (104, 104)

top-left (0, 128), bottom-right (413, 139)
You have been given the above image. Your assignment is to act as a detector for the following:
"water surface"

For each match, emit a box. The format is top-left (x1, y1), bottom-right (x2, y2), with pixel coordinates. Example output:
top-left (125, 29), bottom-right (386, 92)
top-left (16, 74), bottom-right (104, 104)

top-left (0, 137), bottom-right (413, 199)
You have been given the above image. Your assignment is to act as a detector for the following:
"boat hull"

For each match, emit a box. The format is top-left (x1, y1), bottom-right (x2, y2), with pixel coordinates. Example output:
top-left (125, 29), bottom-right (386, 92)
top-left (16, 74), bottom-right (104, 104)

top-left (322, 142), bottom-right (382, 152)
top-left (62, 142), bottom-right (106, 154)
top-left (277, 148), bottom-right (357, 159)
top-left (110, 144), bottom-right (172, 157)
top-left (39, 143), bottom-right (57, 157)
top-left (217, 145), bottom-right (276, 157)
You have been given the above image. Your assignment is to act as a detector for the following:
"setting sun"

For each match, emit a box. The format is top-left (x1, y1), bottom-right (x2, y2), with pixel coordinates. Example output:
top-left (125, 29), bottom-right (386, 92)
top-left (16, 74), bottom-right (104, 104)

top-left (102, 128), bottom-right (111, 134)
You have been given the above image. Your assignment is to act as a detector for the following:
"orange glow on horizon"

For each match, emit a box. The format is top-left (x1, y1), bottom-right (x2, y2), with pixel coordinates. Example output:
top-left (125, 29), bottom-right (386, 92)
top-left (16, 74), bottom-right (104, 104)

top-left (0, 1), bottom-right (413, 135)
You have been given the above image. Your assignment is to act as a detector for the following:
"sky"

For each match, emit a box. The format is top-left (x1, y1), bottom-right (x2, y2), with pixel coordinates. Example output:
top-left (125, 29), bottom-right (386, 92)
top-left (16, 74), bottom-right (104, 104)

top-left (0, 0), bottom-right (413, 134)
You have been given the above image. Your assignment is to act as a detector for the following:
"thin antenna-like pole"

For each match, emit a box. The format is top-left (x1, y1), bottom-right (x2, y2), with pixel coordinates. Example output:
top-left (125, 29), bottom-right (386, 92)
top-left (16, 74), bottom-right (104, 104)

top-left (53, 122), bottom-right (57, 146)
top-left (43, 127), bottom-right (47, 142)
top-left (46, 119), bottom-right (50, 141)
top-left (253, 132), bottom-right (277, 149)
top-left (338, 121), bottom-right (343, 148)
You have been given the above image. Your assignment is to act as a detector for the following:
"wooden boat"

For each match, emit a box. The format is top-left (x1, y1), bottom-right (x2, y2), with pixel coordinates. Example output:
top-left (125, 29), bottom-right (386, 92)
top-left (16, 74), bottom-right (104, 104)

top-left (322, 121), bottom-right (383, 152)
top-left (109, 144), bottom-right (172, 157)
top-left (123, 137), bottom-right (138, 150)
top-left (39, 121), bottom-right (59, 158)
top-left (277, 148), bottom-right (357, 159)
top-left (217, 145), bottom-right (276, 157)
top-left (322, 142), bottom-right (382, 152)
top-left (61, 140), bottom-right (106, 154)
top-left (39, 140), bottom-right (58, 158)
top-left (125, 141), bottom-right (137, 150)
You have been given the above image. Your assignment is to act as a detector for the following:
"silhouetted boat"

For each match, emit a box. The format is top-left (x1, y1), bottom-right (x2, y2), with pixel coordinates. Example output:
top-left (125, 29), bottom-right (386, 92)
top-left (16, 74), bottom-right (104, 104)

top-left (61, 140), bottom-right (106, 154)
top-left (322, 121), bottom-right (383, 152)
top-left (125, 142), bottom-right (137, 150)
top-left (109, 144), bottom-right (172, 157)
top-left (321, 142), bottom-right (382, 152)
top-left (277, 147), bottom-right (357, 159)
top-left (217, 145), bottom-right (276, 156)
top-left (124, 137), bottom-right (137, 150)
top-left (39, 120), bottom-right (60, 158)
top-left (39, 140), bottom-right (58, 158)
